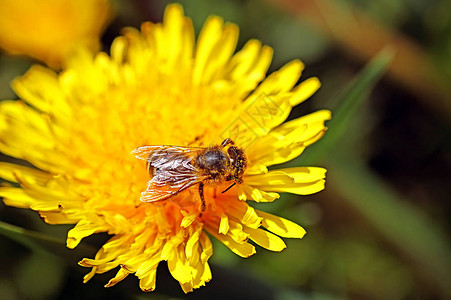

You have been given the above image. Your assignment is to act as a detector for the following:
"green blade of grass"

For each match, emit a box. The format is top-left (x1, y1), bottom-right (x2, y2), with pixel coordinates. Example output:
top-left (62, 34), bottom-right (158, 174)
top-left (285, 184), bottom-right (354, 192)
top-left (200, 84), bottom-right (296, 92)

top-left (328, 155), bottom-right (451, 298)
top-left (0, 220), bottom-right (96, 259)
top-left (301, 47), bottom-right (394, 164)
top-left (0, 220), bottom-right (64, 256)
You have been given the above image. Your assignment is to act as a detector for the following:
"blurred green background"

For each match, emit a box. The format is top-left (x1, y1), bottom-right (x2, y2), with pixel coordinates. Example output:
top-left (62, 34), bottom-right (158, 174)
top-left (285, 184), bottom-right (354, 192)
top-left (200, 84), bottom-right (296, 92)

top-left (0, 0), bottom-right (450, 299)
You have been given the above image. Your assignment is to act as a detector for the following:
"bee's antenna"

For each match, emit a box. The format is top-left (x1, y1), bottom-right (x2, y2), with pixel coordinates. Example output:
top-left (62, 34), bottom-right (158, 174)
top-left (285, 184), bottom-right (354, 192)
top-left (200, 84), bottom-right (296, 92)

top-left (221, 182), bottom-right (236, 194)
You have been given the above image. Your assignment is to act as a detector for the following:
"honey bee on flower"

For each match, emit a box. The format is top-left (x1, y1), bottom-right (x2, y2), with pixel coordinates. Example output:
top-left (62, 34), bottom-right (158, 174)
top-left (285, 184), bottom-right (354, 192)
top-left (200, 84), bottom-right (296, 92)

top-left (0, 4), bottom-right (330, 293)
top-left (132, 138), bottom-right (247, 211)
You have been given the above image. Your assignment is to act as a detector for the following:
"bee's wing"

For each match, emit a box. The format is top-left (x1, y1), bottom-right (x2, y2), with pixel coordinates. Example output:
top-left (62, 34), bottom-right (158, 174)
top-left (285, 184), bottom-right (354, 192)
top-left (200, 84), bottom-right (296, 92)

top-left (131, 145), bottom-right (202, 161)
top-left (140, 173), bottom-right (208, 203)
top-left (132, 145), bottom-right (207, 203)
top-left (132, 145), bottom-right (204, 174)
top-left (140, 183), bottom-right (175, 202)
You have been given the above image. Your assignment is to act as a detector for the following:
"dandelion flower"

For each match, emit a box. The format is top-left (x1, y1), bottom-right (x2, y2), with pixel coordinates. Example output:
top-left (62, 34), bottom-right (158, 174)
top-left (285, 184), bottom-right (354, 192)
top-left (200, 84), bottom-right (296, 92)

top-left (0, 4), bottom-right (330, 293)
top-left (0, 0), bottom-right (113, 69)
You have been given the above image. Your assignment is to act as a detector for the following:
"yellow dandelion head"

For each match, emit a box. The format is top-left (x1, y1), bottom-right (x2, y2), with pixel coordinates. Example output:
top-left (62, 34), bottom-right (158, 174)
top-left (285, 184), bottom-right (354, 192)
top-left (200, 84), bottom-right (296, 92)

top-left (0, 0), bottom-right (113, 68)
top-left (0, 4), bottom-right (330, 293)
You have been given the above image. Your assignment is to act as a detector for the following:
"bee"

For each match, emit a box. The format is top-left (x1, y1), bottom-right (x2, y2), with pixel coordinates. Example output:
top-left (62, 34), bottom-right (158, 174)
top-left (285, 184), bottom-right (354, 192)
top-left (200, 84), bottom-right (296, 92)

top-left (132, 138), bottom-right (247, 211)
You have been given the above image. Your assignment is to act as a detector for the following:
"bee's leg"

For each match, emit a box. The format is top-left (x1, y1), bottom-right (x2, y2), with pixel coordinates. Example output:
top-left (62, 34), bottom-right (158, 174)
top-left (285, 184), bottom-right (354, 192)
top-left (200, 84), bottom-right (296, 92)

top-left (199, 182), bottom-right (206, 212)
top-left (221, 138), bottom-right (235, 148)
top-left (221, 182), bottom-right (236, 194)
top-left (221, 138), bottom-right (230, 147)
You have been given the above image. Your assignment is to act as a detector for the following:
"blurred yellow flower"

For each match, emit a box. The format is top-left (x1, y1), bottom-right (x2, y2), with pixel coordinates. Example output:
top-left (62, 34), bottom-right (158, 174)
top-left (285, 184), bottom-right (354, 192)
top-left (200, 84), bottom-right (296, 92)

top-left (0, 4), bottom-right (330, 293)
top-left (0, 0), bottom-right (113, 68)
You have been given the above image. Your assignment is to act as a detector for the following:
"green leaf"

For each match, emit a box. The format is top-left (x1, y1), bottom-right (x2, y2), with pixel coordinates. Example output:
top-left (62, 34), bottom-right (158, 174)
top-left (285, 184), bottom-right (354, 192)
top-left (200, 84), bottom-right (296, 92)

top-left (327, 156), bottom-right (451, 298)
top-left (301, 47), bottom-right (394, 164)
top-left (0, 220), bottom-right (63, 256)
top-left (0, 220), bottom-right (95, 259)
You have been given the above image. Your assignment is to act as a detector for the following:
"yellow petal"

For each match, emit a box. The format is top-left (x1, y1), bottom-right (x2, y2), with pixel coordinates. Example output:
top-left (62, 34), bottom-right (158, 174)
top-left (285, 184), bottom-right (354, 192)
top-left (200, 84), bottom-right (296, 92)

top-left (0, 186), bottom-right (68, 212)
top-left (105, 268), bottom-right (130, 287)
top-left (0, 100), bottom-right (53, 137)
top-left (206, 227), bottom-right (256, 258)
top-left (247, 141), bottom-right (305, 172)
top-left (227, 202), bottom-right (262, 229)
top-left (203, 23), bottom-right (239, 83)
top-left (12, 65), bottom-right (69, 116)
top-left (200, 262), bottom-right (212, 285)
top-left (226, 40), bottom-right (273, 97)
top-left (0, 162), bottom-right (52, 185)
top-left (245, 162), bottom-right (269, 175)
top-left (245, 226), bottom-right (286, 252)
top-left (79, 257), bottom-right (109, 268)
top-left (247, 110), bottom-right (331, 166)
top-left (123, 255), bottom-right (147, 273)
top-left (110, 36), bottom-right (127, 64)
top-left (135, 255), bottom-right (160, 279)
top-left (180, 282), bottom-right (194, 294)
top-left (67, 219), bottom-right (108, 249)
top-left (240, 94), bottom-right (291, 138)
top-left (165, 4), bottom-right (195, 71)
top-left (250, 44), bottom-right (273, 80)
top-left (275, 110), bottom-right (331, 135)
top-left (188, 261), bottom-right (211, 291)
top-left (161, 231), bottom-right (185, 260)
top-left (290, 77), bottom-right (321, 106)
top-left (185, 227), bottom-right (202, 260)
top-left (223, 219), bottom-right (249, 244)
top-left (139, 268), bottom-right (157, 292)
top-left (218, 213), bottom-right (230, 234)
top-left (194, 16), bottom-right (222, 84)
top-left (38, 211), bottom-right (73, 224)
top-left (249, 167), bottom-right (326, 195)
top-left (199, 232), bottom-right (213, 264)
top-left (239, 184), bottom-right (280, 202)
top-left (181, 212), bottom-right (197, 228)
top-left (278, 167), bottom-right (327, 182)
top-left (167, 245), bottom-right (191, 284)
top-left (193, 15), bottom-right (239, 85)
top-left (82, 267), bottom-right (97, 283)
top-left (256, 210), bottom-right (306, 238)
top-left (280, 110), bottom-right (329, 136)
top-left (262, 180), bottom-right (325, 195)
top-left (13, 171), bottom-right (81, 205)
top-left (161, 4), bottom-right (189, 69)
top-left (207, 219), bottom-right (249, 244)
top-left (0, 187), bottom-right (39, 208)
top-left (253, 60), bottom-right (304, 97)
top-left (0, 100), bottom-right (68, 171)
top-left (102, 235), bottom-right (130, 252)
top-left (245, 171), bottom-right (295, 186)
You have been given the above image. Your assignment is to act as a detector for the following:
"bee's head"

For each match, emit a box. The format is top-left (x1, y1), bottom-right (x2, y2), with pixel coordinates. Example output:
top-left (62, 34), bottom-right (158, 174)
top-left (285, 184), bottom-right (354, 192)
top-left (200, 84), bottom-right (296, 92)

top-left (227, 146), bottom-right (246, 182)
